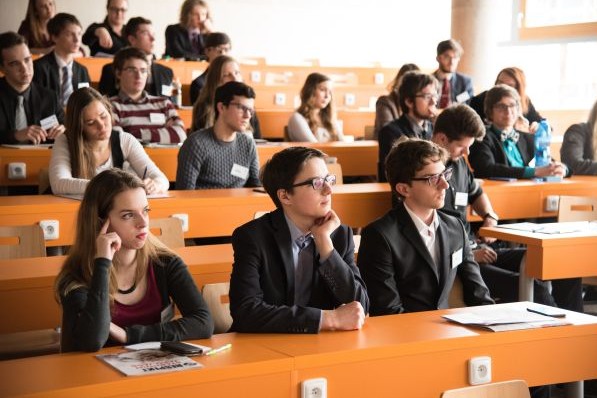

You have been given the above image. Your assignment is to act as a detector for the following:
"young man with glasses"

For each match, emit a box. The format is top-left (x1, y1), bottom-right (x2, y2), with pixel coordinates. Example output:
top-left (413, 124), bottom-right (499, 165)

top-left (358, 138), bottom-right (493, 315)
top-left (109, 47), bottom-right (186, 144)
top-left (176, 81), bottom-right (260, 189)
top-left (229, 146), bottom-right (368, 333)
top-left (83, 0), bottom-right (128, 57)
top-left (377, 72), bottom-right (439, 181)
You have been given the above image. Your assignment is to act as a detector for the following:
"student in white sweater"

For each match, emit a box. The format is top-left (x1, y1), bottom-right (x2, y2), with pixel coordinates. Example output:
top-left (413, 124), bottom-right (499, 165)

top-left (287, 72), bottom-right (343, 143)
top-left (49, 87), bottom-right (168, 195)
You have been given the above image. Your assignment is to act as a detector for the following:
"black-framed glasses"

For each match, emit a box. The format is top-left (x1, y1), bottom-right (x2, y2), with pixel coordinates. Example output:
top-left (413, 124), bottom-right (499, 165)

top-left (227, 102), bottom-right (254, 116)
top-left (411, 167), bottom-right (453, 186)
top-left (292, 174), bottom-right (337, 190)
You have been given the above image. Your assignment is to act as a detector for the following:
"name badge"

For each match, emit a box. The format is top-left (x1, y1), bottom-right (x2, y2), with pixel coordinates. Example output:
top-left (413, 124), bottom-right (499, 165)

top-left (149, 113), bottom-right (166, 125)
top-left (456, 91), bottom-right (470, 103)
top-left (455, 191), bottom-right (468, 207)
top-left (451, 248), bottom-right (463, 269)
top-left (77, 82), bottom-right (90, 89)
top-left (231, 163), bottom-right (249, 179)
top-left (161, 84), bottom-right (173, 96)
top-left (40, 114), bottom-right (59, 130)
top-left (160, 302), bottom-right (174, 322)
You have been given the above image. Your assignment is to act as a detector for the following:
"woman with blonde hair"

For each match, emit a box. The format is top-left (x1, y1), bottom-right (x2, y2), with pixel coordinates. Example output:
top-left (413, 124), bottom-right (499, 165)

top-left (373, 63), bottom-right (420, 138)
top-left (561, 99), bottom-right (597, 175)
top-left (49, 87), bottom-right (168, 195)
top-left (165, 0), bottom-right (212, 60)
top-left (18, 0), bottom-right (56, 54)
top-left (56, 169), bottom-right (213, 352)
top-left (191, 55), bottom-right (261, 137)
top-left (288, 73), bottom-right (343, 142)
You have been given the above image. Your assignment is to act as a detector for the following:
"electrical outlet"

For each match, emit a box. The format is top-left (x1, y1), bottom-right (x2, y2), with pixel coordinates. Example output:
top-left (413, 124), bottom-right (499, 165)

top-left (545, 195), bottom-right (559, 212)
top-left (374, 72), bottom-right (384, 84)
top-left (344, 93), bottom-right (355, 106)
top-left (39, 220), bottom-right (59, 240)
top-left (8, 162), bottom-right (26, 180)
top-left (469, 356), bottom-right (491, 385)
top-left (171, 214), bottom-right (189, 232)
top-left (250, 70), bottom-right (261, 83)
top-left (274, 93), bottom-right (286, 106)
top-left (302, 378), bottom-right (327, 398)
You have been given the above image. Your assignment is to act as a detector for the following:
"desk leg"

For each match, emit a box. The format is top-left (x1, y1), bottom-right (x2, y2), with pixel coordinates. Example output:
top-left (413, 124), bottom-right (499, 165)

top-left (518, 254), bottom-right (534, 302)
top-left (563, 380), bottom-right (583, 398)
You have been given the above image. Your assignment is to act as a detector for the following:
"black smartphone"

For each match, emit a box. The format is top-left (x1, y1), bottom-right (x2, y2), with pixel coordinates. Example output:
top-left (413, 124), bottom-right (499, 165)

top-left (527, 305), bottom-right (566, 318)
top-left (160, 341), bottom-right (204, 355)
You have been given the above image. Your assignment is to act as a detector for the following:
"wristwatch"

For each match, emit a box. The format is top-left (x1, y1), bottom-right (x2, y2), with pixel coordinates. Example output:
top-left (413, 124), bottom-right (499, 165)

top-left (482, 212), bottom-right (499, 222)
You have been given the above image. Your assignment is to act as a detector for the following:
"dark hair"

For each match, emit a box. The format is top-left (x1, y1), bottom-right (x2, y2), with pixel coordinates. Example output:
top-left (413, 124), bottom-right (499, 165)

top-left (433, 104), bottom-right (485, 141)
top-left (436, 39), bottom-right (463, 57)
top-left (205, 32), bottom-right (230, 48)
top-left (388, 63), bottom-right (420, 92)
top-left (47, 13), bottom-right (81, 37)
top-left (484, 84), bottom-right (521, 122)
top-left (297, 72), bottom-right (339, 139)
top-left (261, 147), bottom-right (326, 208)
top-left (385, 138), bottom-right (447, 197)
top-left (398, 72), bottom-right (439, 114)
top-left (123, 16), bottom-right (152, 42)
top-left (0, 32), bottom-right (27, 65)
top-left (113, 46), bottom-right (148, 72)
top-left (213, 81), bottom-right (255, 120)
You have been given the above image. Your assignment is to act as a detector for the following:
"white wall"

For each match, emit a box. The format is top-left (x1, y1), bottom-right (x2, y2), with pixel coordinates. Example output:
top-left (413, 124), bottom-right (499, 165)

top-left (0, 0), bottom-right (451, 69)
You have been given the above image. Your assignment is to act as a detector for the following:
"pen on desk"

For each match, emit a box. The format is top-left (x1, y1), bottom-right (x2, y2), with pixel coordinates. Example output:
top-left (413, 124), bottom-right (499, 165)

top-left (142, 166), bottom-right (147, 180)
top-left (205, 343), bottom-right (232, 356)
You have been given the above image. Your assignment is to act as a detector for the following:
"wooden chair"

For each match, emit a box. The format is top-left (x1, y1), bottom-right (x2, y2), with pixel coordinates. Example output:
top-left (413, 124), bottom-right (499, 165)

top-left (201, 282), bottom-right (232, 334)
top-left (38, 167), bottom-right (51, 195)
top-left (0, 328), bottom-right (61, 360)
top-left (0, 225), bottom-right (46, 259)
top-left (441, 380), bottom-right (530, 398)
top-left (149, 218), bottom-right (185, 248)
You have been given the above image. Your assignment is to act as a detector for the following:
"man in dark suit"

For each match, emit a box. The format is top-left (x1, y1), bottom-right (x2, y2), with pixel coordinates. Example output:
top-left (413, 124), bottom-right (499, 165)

top-left (189, 32), bottom-right (231, 104)
top-left (0, 32), bottom-right (64, 145)
top-left (33, 13), bottom-right (90, 107)
top-left (358, 139), bottom-right (494, 315)
top-left (377, 72), bottom-right (438, 181)
top-left (229, 147), bottom-right (368, 333)
top-left (98, 17), bottom-right (174, 100)
top-left (433, 39), bottom-right (474, 109)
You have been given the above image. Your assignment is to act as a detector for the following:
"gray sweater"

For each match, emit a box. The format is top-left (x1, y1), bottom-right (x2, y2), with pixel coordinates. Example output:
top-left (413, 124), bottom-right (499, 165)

top-left (175, 127), bottom-right (260, 189)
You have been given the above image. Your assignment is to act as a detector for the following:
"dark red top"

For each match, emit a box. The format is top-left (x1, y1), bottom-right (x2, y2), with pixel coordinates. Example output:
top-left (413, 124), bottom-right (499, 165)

top-left (112, 265), bottom-right (162, 328)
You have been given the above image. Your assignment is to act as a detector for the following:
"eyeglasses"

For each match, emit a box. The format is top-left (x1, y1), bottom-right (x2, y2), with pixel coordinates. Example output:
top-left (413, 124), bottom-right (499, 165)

top-left (227, 102), bottom-right (254, 116)
top-left (411, 167), bottom-right (453, 186)
top-left (415, 93), bottom-right (439, 102)
top-left (108, 7), bottom-right (127, 13)
top-left (292, 174), bottom-right (337, 190)
top-left (493, 103), bottom-right (518, 112)
top-left (123, 67), bottom-right (148, 75)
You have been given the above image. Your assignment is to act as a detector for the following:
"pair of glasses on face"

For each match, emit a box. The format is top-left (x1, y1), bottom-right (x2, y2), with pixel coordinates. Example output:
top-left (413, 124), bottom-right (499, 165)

top-left (493, 103), bottom-right (518, 113)
top-left (227, 102), bottom-right (254, 116)
top-left (292, 174), bottom-right (337, 190)
top-left (411, 167), bottom-right (453, 186)
top-left (123, 67), bottom-right (148, 75)
top-left (415, 93), bottom-right (439, 102)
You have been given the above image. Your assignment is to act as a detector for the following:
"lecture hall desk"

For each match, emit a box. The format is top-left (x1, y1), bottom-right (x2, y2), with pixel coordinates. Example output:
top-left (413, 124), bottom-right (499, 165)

top-left (1, 302), bottom-right (596, 398)
top-left (0, 245), bottom-right (233, 334)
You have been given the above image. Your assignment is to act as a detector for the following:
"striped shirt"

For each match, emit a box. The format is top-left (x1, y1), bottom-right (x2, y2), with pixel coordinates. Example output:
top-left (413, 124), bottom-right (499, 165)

top-left (110, 91), bottom-right (187, 144)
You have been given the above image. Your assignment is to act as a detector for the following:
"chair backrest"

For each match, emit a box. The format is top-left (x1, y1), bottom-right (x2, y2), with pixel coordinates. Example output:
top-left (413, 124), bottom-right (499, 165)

top-left (0, 225), bottom-right (46, 259)
top-left (448, 276), bottom-right (466, 308)
top-left (149, 218), bottom-right (185, 248)
top-left (38, 168), bottom-right (51, 195)
top-left (441, 380), bottom-right (530, 398)
top-left (364, 125), bottom-right (375, 140)
top-left (201, 282), bottom-right (232, 334)
top-left (557, 195), bottom-right (597, 222)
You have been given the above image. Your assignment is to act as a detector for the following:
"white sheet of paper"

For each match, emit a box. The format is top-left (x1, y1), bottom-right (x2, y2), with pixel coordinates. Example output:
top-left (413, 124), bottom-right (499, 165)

top-left (40, 115), bottom-right (59, 130)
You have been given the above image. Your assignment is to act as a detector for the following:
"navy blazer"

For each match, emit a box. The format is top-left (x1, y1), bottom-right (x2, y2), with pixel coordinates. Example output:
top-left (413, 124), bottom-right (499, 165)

top-left (433, 71), bottom-right (474, 105)
top-left (33, 52), bottom-right (90, 105)
top-left (164, 24), bottom-right (206, 61)
top-left (229, 208), bottom-right (369, 333)
top-left (98, 61), bottom-right (174, 99)
top-left (357, 202), bottom-right (493, 316)
top-left (0, 78), bottom-right (64, 144)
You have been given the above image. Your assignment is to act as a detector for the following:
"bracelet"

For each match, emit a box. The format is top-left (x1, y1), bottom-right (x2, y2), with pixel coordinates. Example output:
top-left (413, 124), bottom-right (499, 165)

top-left (483, 212), bottom-right (499, 222)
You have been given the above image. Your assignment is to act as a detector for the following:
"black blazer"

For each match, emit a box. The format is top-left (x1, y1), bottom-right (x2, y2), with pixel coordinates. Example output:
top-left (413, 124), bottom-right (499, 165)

top-left (33, 52), bottom-right (91, 105)
top-left (0, 78), bottom-right (65, 144)
top-left (98, 61), bottom-right (174, 99)
top-left (357, 202), bottom-right (493, 316)
top-left (468, 125), bottom-right (535, 179)
top-left (229, 208), bottom-right (369, 333)
top-left (164, 24), bottom-right (206, 61)
top-left (82, 21), bottom-right (127, 56)
top-left (377, 114), bottom-right (432, 182)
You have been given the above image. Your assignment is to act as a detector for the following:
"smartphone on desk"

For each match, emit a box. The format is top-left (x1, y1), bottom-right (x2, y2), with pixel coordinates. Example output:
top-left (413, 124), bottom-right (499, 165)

top-left (160, 341), bottom-right (204, 355)
top-left (527, 305), bottom-right (566, 318)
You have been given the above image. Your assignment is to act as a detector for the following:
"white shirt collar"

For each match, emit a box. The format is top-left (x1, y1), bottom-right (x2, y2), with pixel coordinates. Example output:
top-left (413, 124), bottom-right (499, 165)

top-left (403, 202), bottom-right (440, 234)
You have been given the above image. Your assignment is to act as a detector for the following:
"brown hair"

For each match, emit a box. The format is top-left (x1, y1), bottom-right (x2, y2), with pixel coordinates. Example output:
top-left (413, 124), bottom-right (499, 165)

top-left (433, 104), bottom-right (485, 141)
top-left (22, 0), bottom-right (55, 47)
top-left (297, 73), bottom-right (339, 140)
top-left (484, 84), bottom-right (521, 123)
top-left (179, 0), bottom-right (211, 28)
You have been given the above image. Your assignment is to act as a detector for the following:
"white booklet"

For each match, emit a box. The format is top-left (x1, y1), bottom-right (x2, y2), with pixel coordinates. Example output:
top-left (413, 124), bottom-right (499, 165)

top-left (496, 221), bottom-right (593, 234)
top-left (96, 349), bottom-right (202, 376)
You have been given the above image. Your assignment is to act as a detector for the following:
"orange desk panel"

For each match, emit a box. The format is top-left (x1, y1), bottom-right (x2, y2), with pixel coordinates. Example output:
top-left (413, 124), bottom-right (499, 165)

top-left (0, 245), bottom-right (234, 333)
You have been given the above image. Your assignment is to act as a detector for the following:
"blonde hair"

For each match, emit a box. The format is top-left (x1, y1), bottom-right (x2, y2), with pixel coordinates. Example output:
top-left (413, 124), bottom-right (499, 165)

top-left (179, 0), bottom-right (211, 29)
top-left (55, 169), bottom-right (174, 304)
top-left (297, 73), bottom-right (339, 140)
